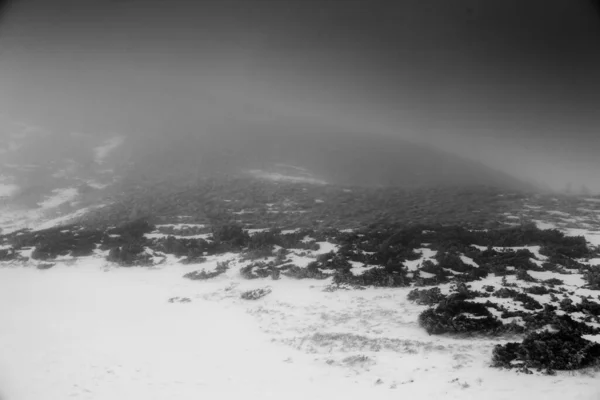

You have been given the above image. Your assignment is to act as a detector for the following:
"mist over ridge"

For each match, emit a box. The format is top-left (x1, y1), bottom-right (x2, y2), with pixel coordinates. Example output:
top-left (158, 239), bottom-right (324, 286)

top-left (0, 0), bottom-right (599, 192)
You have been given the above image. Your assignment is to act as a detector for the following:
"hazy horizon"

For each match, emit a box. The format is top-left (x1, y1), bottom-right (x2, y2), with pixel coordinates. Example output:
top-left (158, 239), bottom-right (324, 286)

top-left (0, 0), bottom-right (599, 192)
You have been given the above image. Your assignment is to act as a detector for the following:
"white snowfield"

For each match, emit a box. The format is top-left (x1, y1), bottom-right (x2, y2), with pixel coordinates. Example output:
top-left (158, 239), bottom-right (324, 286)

top-left (1, 255), bottom-right (599, 400)
top-left (0, 183), bottom-right (18, 198)
top-left (94, 136), bottom-right (124, 164)
top-left (37, 188), bottom-right (79, 209)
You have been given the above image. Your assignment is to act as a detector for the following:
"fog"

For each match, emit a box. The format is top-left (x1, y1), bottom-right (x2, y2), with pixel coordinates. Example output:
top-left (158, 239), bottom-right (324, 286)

top-left (0, 0), bottom-right (599, 192)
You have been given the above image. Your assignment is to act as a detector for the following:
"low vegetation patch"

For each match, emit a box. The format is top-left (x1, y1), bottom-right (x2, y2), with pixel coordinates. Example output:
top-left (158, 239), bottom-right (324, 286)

top-left (184, 261), bottom-right (230, 280)
top-left (492, 330), bottom-right (600, 374)
top-left (241, 287), bottom-right (272, 300)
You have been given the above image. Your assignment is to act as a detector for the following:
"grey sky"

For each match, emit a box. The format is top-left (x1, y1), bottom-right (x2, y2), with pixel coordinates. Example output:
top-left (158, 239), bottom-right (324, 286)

top-left (0, 0), bottom-right (599, 191)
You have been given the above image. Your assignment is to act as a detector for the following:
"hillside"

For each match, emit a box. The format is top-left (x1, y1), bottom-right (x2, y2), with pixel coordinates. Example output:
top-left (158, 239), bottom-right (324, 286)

top-left (1, 193), bottom-right (600, 399)
top-left (120, 125), bottom-right (535, 190)
top-left (3, 117), bottom-right (600, 399)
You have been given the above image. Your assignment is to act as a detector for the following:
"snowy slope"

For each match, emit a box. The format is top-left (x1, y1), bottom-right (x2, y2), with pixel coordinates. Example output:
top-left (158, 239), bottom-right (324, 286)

top-left (0, 255), bottom-right (599, 400)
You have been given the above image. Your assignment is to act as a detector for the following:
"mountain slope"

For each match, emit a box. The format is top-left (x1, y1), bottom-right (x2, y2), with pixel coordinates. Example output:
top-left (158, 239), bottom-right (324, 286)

top-left (122, 124), bottom-right (534, 191)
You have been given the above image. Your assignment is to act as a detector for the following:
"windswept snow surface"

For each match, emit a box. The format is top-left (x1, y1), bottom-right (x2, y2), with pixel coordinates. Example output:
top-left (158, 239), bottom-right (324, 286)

top-left (0, 204), bottom-right (102, 234)
top-left (38, 188), bottom-right (79, 209)
top-left (246, 169), bottom-right (328, 185)
top-left (1, 257), bottom-right (599, 399)
top-left (0, 183), bottom-right (18, 198)
top-left (94, 136), bottom-right (124, 164)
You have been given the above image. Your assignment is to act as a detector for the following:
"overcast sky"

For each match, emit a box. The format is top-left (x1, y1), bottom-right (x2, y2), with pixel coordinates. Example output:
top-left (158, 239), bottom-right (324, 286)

top-left (0, 0), bottom-right (599, 191)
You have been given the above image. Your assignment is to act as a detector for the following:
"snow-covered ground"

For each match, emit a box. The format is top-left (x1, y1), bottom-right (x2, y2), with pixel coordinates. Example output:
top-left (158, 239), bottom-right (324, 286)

top-left (1, 194), bottom-right (600, 398)
top-left (94, 136), bottom-right (124, 164)
top-left (37, 188), bottom-right (79, 209)
top-left (1, 256), bottom-right (599, 400)
top-left (246, 169), bottom-right (328, 185)
top-left (0, 183), bottom-right (18, 198)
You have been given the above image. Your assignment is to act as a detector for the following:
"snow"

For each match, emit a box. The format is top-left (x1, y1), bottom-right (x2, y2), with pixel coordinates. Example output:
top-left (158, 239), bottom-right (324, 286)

top-left (33, 207), bottom-right (97, 231)
top-left (155, 224), bottom-right (206, 229)
top-left (87, 181), bottom-right (110, 190)
top-left (94, 136), bottom-right (124, 164)
top-left (548, 210), bottom-right (571, 217)
top-left (587, 258), bottom-right (600, 266)
top-left (524, 204), bottom-right (543, 209)
top-left (0, 183), bottom-right (18, 197)
top-left (349, 262), bottom-right (377, 275)
top-left (232, 209), bottom-right (254, 215)
top-left (460, 255), bottom-right (479, 268)
top-left (144, 233), bottom-right (212, 240)
top-left (314, 241), bottom-right (339, 255)
top-left (582, 335), bottom-right (600, 344)
top-left (246, 169), bottom-right (328, 185)
top-left (246, 228), bottom-right (269, 236)
top-left (534, 220), bottom-right (558, 230)
top-left (38, 188), bottom-right (79, 209)
top-left (0, 259), bottom-right (599, 399)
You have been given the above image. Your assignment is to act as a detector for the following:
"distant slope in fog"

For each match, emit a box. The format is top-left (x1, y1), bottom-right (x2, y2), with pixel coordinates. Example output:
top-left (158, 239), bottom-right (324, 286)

top-left (123, 123), bottom-right (535, 191)
top-left (0, 113), bottom-right (535, 207)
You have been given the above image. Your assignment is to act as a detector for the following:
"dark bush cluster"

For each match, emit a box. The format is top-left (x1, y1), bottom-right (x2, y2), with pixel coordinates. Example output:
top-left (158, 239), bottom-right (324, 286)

top-left (524, 285), bottom-right (552, 295)
top-left (240, 261), bottom-right (276, 279)
top-left (183, 261), bottom-right (230, 280)
top-left (6, 225), bottom-right (102, 260)
top-left (333, 267), bottom-right (409, 287)
top-left (583, 269), bottom-right (600, 290)
top-left (108, 219), bottom-right (155, 240)
top-left (280, 263), bottom-right (329, 280)
top-left (407, 287), bottom-right (446, 306)
top-left (418, 299), bottom-right (505, 335)
top-left (154, 236), bottom-right (208, 259)
top-left (241, 287), bottom-right (272, 300)
top-left (492, 330), bottom-right (600, 373)
top-left (513, 293), bottom-right (543, 310)
top-left (107, 244), bottom-right (153, 266)
top-left (211, 223), bottom-right (249, 249)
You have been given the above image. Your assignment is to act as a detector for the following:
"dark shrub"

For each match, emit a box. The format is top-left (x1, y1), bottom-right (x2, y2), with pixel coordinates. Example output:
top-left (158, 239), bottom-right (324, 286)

top-left (514, 293), bottom-right (543, 310)
top-left (492, 330), bottom-right (600, 372)
top-left (241, 287), bottom-right (272, 300)
top-left (247, 230), bottom-right (281, 250)
top-left (334, 267), bottom-right (409, 287)
top-left (242, 246), bottom-right (274, 260)
top-left (452, 282), bottom-right (487, 299)
top-left (179, 255), bottom-right (208, 265)
top-left (583, 269), bottom-right (600, 290)
top-left (271, 268), bottom-right (280, 280)
top-left (407, 287), bottom-right (446, 306)
top-left (418, 298), bottom-right (503, 335)
top-left (184, 261), bottom-right (229, 280)
top-left (516, 269), bottom-right (537, 283)
top-left (524, 286), bottom-right (550, 295)
top-left (494, 287), bottom-right (519, 298)
top-left (212, 223), bottom-right (249, 248)
top-left (436, 252), bottom-right (471, 273)
top-left (106, 244), bottom-right (152, 266)
top-left (110, 219), bottom-right (154, 239)
top-left (240, 261), bottom-right (273, 279)
top-left (282, 264), bottom-right (329, 280)
top-left (0, 248), bottom-right (16, 261)
top-left (543, 278), bottom-right (564, 286)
